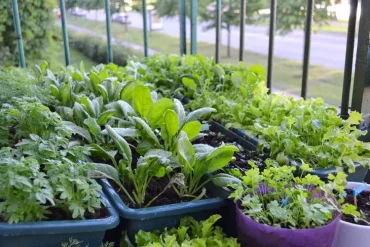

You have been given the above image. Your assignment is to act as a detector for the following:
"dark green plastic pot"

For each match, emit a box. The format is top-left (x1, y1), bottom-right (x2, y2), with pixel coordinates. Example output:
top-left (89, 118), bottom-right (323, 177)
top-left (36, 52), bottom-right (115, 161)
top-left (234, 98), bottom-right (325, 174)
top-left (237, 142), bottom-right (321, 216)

top-left (233, 127), bottom-right (368, 182)
top-left (99, 179), bottom-right (228, 245)
top-left (0, 193), bottom-right (119, 247)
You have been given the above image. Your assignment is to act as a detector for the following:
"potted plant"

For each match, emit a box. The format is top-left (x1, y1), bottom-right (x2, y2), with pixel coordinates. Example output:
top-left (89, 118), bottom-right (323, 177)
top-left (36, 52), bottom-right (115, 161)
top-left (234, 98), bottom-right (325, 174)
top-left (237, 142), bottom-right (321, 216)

top-left (94, 124), bottom-right (239, 242)
top-left (133, 214), bottom-right (240, 246)
top-left (0, 98), bottom-right (119, 247)
top-left (229, 162), bottom-right (342, 247)
top-left (333, 182), bottom-right (370, 247)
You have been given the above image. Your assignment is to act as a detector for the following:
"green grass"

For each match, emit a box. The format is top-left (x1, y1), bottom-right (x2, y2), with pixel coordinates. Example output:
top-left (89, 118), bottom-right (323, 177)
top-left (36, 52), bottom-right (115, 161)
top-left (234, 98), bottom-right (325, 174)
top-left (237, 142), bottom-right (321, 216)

top-left (48, 41), bottom-right (97, 72)
top-left (67, 15), bottom-right (345, 105)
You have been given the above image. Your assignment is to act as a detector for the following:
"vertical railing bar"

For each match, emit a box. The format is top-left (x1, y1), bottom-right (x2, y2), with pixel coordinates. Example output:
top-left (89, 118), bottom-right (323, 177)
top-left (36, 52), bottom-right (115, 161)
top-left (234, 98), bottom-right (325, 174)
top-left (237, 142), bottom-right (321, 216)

top-left (190, 0), bottom-right (198, 54)
top-left (11, 0), bottom-right (26, 68)
top-left (266, 0), bottom-right (276, 92)
top-left (179, 0), bottom-right (187, 55)
top-left (215, 0), bottom-right (221, 63)
top-left (59, 0), bottom-right (70, 66)
top-left (142, 0), bottom-right (149, 57)
top-left (340, 0), bottom-right (358, 118)
top-left (104, 0), bottom-right (113, 63)
top-left (351, 0), bottom-right (370, 114)
top-left (300, 0), bottom-right (314, 99)
top-left (239, 0), bottom-right (246, 61)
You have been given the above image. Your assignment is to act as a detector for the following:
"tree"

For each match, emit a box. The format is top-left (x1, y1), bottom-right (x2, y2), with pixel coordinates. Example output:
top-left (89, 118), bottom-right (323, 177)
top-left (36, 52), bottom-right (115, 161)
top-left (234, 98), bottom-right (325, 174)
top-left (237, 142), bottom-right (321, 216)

top-left (153, 0), bottom-right (336, 57)
top-left (0, 0), bottom-right (56, 67)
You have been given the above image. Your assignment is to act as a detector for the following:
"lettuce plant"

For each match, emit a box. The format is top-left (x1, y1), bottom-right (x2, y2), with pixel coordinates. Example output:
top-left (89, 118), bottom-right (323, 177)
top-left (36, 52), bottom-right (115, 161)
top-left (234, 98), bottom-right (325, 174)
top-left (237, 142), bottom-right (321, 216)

top-left (135, 214), bottom-right (240, 246)
top-left (229, 162), bottom-right (344, 229)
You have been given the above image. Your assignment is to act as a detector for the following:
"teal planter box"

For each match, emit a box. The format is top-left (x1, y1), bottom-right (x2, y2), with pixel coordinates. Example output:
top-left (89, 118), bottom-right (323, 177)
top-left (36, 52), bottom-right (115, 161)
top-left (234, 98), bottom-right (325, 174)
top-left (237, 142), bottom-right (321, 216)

top-left (231, 127), bottom-right (369, 182)
top-left (99, 179), bottom-right (228, 245)
top-left (0, 193), bottom-right (119, 247)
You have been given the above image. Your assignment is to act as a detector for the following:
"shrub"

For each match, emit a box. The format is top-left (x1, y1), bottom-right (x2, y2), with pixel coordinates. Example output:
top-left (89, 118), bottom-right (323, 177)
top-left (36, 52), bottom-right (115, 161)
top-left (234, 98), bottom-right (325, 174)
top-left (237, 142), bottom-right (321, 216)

top-left (69, 31), bottom-right (135, 66)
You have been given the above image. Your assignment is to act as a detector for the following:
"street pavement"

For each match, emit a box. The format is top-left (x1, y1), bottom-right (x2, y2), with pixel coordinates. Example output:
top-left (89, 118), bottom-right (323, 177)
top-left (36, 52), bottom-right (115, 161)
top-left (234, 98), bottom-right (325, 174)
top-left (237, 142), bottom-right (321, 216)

top-left (83, 10), bottom-right (354, 70)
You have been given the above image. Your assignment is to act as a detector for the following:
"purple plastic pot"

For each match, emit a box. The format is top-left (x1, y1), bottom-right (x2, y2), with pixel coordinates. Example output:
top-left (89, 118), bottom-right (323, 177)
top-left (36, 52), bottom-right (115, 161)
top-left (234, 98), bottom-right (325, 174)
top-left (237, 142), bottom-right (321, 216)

top-left (235, 204), bottom-right (340, 247)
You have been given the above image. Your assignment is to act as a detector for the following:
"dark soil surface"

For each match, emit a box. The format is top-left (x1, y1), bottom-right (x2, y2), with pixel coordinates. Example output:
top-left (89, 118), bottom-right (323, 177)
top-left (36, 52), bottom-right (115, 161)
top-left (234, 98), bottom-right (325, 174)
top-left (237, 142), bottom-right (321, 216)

top-left (342, 189), bottom-right (370, 225)
top-left (0, 200), bottom-right (110, 223)
top-left (193, 124), bottom-right (268, 173)
top-left (113, 177), bottom-right (210, 209)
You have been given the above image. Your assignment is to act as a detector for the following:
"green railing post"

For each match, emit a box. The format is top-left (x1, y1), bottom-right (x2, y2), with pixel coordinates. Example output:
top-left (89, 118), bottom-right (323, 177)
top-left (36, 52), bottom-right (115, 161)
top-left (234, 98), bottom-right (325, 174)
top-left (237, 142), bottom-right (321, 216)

top-left (266, 0), bottom-right (277, 91)
top-left (179, 0), bottom-right (187, 55)
top-left (142, 0), bottom-right (148, 57)
top-left (239, 0), bottom-right (246, 62)
top-left (215, 0), bottom-right (221, 63)
top-left (190, 0), bottom-right (197, 54)
top-left (59, 0), bottom-right (70, 66)
top-left (11, 0), bottom-right (26, 68)
top-left (300, 0), bottom-right (314, 99)
top-left (351, 0), bottom-right (370, 115)
top-left (104, 0), bottom-right (113, 63)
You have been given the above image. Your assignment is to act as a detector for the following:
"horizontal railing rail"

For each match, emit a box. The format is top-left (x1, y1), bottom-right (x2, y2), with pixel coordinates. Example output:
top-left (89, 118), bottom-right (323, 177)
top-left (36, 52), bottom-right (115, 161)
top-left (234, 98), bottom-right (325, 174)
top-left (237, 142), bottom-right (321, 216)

top-left (8, 0), bottom-right (370, 119)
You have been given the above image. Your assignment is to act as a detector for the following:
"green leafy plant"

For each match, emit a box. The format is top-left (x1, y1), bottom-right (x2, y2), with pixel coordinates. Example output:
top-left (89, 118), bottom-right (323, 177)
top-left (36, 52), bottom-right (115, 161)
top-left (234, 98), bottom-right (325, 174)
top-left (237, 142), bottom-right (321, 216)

top-left (135, 214), bottom-right (240, 246)
top-left (92, 125), bottom-right (179, 208)
top-left (175, 131), bottom-right (240, 199)
top-left (229, 162), bottom-right (343, 229)
top-left (0, 147), bottom-right (103, 223)
top-left (61, 237), bottom-right (114, 247)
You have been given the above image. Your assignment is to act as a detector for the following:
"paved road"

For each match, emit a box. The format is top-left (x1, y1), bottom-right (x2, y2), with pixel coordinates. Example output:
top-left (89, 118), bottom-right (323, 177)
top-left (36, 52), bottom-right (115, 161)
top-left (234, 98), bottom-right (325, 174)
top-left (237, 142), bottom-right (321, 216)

top-left (83, 10), bottom-right (354, 70)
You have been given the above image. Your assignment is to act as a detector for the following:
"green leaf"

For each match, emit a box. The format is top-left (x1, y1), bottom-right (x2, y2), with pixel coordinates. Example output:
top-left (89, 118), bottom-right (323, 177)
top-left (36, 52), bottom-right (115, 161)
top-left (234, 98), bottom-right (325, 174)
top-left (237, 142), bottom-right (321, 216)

top-left (79, 96), bottom-right (96, 118)
top-left (249, 64), bottom-right (266, 77)
top-left (182, 77), bottom-right (197, 91)
top-left (90, 143), bottom-right (117, 167)
top-left (185, 108), bottom-right (216, 123)
top-left (120, 81), bottom-right (137, 101)
top-left (106, 125), bottom-right (132, 164)
top-left (147, 98), bottom-right (174, 128)
top-left (210, 65), bottom-right (225, 77)
top-left (98, 84), bottom-right (108, 103)
top-left (211, 173), bottom-right (242, 187)
top-left (63, 121), bottom-right (92, 142)
top-left (132, 117), bottom-right (161, 147)
top-left (132, 85), bottom-right (153, 117)
top-left (181, 121), bottom-right (202, 140)
top-left (60, 83), bottom-right (72, 105)
top-left (101, 128), bottom-right (138, 138)
top-left (200, 214), bottom-right (222, 237)
top-left (177, 131), bottom-right (196, 167)
top-left (92, 163), bottom-right (120, 182)
top-left (89, 72), bottom-right (101, 93)
top-left (164, 110), bottom-right (179, 139)
top-left (50, 85), bottom-right (59, 98)
top-left (97, 109), bottom-right (117, 125)
top-left (174, 99), bottom-right (186, 125)
top-left (348, 111), bottom-right (363, 125)
top-left (83, 117), bottom-right (101, 138)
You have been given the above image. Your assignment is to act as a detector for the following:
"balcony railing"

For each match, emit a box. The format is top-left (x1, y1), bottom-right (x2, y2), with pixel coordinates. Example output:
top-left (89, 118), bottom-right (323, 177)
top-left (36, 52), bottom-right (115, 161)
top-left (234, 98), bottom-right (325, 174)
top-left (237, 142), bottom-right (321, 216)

top-left (10, 0), bottom-right (370, 119)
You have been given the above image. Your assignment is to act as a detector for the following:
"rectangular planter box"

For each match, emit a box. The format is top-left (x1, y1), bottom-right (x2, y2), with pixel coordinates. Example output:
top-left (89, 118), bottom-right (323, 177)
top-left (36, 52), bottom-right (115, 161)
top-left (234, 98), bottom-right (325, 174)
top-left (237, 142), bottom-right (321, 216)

top-left (225, 124), bottom-right (369, 182)
top-left (0, 193), bottom-right (119, 247)
top-left (99, 179), bottom-right (228, 245)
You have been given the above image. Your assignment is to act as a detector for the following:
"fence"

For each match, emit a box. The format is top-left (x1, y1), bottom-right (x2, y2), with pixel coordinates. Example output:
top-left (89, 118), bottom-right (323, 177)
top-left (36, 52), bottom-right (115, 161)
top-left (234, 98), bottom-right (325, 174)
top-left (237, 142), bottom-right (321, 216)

top-left (10, 0), bottom-right (370, 119)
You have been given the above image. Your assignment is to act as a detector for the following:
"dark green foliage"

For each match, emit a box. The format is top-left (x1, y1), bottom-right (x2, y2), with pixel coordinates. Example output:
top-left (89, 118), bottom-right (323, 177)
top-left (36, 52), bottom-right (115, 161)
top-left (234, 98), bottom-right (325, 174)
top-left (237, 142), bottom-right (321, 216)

top-left (69, 31), bottom-right (133, 66)
top-left (0, 0), bottom-right (56, 66)
top-left (0, 67), bottom-right (56, 106)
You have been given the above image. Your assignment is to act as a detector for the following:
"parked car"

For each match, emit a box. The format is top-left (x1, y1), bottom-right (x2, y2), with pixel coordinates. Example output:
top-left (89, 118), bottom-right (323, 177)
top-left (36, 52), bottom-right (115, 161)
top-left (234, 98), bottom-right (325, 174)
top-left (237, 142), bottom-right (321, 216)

top-left (68, 7), bottom-right (87, 16)
top-left (112, 14), bottom-right (131, 25)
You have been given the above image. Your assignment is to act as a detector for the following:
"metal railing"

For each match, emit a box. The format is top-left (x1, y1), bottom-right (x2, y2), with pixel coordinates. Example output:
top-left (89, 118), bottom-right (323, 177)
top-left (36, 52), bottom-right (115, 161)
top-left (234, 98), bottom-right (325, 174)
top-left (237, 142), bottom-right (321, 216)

top-left (9, 0), bottom-right (370, 119)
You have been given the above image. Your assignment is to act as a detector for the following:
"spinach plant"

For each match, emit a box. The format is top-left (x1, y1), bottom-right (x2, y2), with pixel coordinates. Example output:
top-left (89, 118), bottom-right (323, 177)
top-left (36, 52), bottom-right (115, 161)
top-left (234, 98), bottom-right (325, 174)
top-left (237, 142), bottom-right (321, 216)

top-left (93, 125), bottom-right (181, 208)
top-left (135, 214), bottom-right (240, 246)
top-left (175, 132), bottom-right (240, 199)
top-left (229, 162), bottom-right (343, 229)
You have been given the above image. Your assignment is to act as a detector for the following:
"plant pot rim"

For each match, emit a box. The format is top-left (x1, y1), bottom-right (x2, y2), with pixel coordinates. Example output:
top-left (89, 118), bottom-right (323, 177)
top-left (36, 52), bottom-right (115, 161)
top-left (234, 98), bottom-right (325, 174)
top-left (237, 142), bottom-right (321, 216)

top-left (340, 181), bottom-right (370, 228)
top-left (0, 192), bottom-right (119, 235)
top-left (99, 179), bottom-right (227, 220)
top-left (235, 202), bottom-right (341, 232)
